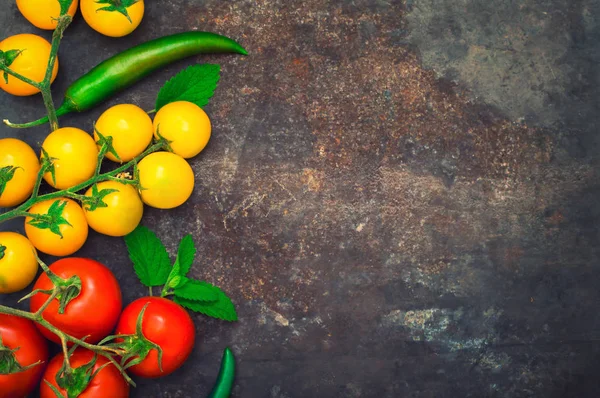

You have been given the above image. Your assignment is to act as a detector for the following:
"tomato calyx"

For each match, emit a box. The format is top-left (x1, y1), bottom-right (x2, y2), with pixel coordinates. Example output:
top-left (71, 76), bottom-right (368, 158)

top-left (110, 303), bottom-right (164, 373)
top-left (0, 49), bottom-right (23, 84)
top-left (21, 260), bottom-right (82, 315)
top-left (46, 346), bottom-right (108, 398)
top-left (0, 165), bottom-right (22, 198)
top-left (0, 334), bottom-right (43, 375)
top-left (94, 125), bottom-right (122, 162)
top-left (82, 184), bottom-right (119, 212)
top-left (95, 0), bottom-right (141, 23)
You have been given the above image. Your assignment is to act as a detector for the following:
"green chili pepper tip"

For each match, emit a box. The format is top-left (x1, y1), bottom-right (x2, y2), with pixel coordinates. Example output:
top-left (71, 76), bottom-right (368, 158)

top-left (207, 347), bottom-right (236, 398)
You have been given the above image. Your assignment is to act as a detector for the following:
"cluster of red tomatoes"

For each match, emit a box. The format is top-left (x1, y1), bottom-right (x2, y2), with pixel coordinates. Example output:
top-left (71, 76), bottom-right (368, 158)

top-left (0, 257), bottom-right (196, 398)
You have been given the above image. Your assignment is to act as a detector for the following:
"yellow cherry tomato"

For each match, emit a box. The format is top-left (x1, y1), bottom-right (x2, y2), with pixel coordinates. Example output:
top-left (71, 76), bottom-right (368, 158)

top-left (137, 152), bottom-right (194, 209)
top-left (81, 0), bottom-right (144, 38)
top-left (153, 101), bottom-right (212, 159)
top-left (94, 104), bottom-right (153, 163)
top-left (25, 198), bottom-right (88, 257)
top-left (17, 0), bottom-right (79, 30)
top-left (84, 180), bottom-right (144, 237)
top-left (0, 232), bottom-right (38, 294)
top-left (41, 127), bottom-right (98, 190)
top-left (0, 34), bottom-right (58, 96)
top-left (0, 138), bottom-right (40, 208)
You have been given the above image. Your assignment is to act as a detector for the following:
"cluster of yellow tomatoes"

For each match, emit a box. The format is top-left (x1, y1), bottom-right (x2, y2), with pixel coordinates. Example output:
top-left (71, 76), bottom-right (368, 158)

top-left (0, 100), bottom-right (211, 294)
top-left (18, 0), bottom-right (145, 37)
top-left (1, 0), bottom-right (144, 97)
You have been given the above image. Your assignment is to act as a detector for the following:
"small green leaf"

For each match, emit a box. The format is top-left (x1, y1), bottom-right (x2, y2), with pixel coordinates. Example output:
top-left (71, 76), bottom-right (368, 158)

top-left (0, 245), bottom-right (5, 261)
top-left (155, 64), bottom-right (221, 111)
top-left (27, 200), bottom-right (72, 238)
top-left (124, 226), bottom-right (172, 287)
top-left (175, 234), bottom-right (196, 277)
top-left (0, 166), bottom-right (21, 199)
top-left (168, 275), bottom-right (183, 289)
top-left (2, 72), bottom-right (8, 85)
top-left (174, 282), bottom-right (237, 321)
top-left (95, 0), bottom-right (140, 23)
top-left (174, 279), bottom-right (218, 302)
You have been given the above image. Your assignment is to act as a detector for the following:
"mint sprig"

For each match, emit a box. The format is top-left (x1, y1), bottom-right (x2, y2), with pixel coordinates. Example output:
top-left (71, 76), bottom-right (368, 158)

top-left (155, 64), bottom-right (221, 111)
top-left (124, 225), bottom-right (238, 322)
top-left (124, 226), bottom-right (171, 287)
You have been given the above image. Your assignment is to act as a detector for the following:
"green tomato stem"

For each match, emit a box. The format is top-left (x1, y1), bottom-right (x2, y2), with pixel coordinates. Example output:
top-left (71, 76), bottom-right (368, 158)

top-left (0, 141), bottom-right (166, 226)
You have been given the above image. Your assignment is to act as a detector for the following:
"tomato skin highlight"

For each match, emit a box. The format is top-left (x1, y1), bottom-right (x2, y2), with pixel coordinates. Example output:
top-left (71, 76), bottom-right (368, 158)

top-left (0, 138), bottom-right (40, 208)
top-left (29, 258), bottom-right (122, 345)
top-left (40, 349), bottom-right (129, 398)
top-left (116, 297), bottom-right (196, 378)
top-left (0, 314), bottom-right (49, 398)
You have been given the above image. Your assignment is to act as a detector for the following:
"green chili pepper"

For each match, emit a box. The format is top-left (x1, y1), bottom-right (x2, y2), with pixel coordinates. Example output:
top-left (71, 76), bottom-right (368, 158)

top-left (207, 347), bottom-right (236, 398)
top-left (14, 32), bottom-right (247, 128)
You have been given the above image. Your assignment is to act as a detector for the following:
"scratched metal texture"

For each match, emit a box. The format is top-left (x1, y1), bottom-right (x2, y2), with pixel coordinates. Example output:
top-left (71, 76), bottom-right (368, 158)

top-left (1, 0), bottom-right (600, 397)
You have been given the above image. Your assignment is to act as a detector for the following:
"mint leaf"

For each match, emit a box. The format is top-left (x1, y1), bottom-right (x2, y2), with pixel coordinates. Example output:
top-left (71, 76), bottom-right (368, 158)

top-left (175, 234), bottom-right (196, 277)
top-left (155, 64), bottom-right (221, 111)
top-left (124, 226), bottom-right (171, 287)
top-left (174, 283), bottom-right (237, 321)
top-left (174, 279), bottom-right (218, 302)
top-left (0, 166), bottom-right (20, 198)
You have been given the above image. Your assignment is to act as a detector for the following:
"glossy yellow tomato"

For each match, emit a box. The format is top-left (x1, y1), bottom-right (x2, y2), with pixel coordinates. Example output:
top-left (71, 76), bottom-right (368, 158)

top-left (0, 34), bottom-right (58, 96)
top-left (41, 127), bottom-right (98, 190)
top-left (0, 232), bottom-right (38, 294)
top-left (137, 152), bottom-right (194, 209)
top-left (94, 104), bottom-right (153, 163)
top-left (81, 0), bottom-right (144, 37)
top-left (153, 101), bottom-right (212, 159)
top-left (84, 181), bottom-right (144, 237)
top-left (25, 198), bottom-right (88, 257)
top-left (0, 139), bottom-right (40, 208)
top-left (17, 0), bottom-right (79, 30)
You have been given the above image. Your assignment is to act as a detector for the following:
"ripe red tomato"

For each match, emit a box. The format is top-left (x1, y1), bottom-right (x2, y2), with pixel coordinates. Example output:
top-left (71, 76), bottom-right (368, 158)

top-left (29, 258), bottom-right (122, 344)
top-left (115, 297), bottom-right (195, 378)
top-left (0, 314), bottom-right (49, 398)
top-left (40, 349), bottom-right (129, 398)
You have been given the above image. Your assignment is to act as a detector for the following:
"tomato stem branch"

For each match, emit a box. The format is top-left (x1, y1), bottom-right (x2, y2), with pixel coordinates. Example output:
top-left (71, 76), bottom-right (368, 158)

top-left (0, 140), bottom-right (167, 226)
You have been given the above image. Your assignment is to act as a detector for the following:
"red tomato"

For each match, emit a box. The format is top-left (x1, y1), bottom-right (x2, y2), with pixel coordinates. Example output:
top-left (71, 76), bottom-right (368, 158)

top-left (40, 349), bottom-right (129, 398)
top-left (29, 258), bottom-right (122, 344)
top-left (0, 314), bottom-right (49, 398)
top-left (115, 297), bottom-right (195, 378)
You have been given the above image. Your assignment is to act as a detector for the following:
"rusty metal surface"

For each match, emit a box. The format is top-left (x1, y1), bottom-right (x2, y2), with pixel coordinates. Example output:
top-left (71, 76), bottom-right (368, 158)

top-left (1, 0), bottom-right (600, 396)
